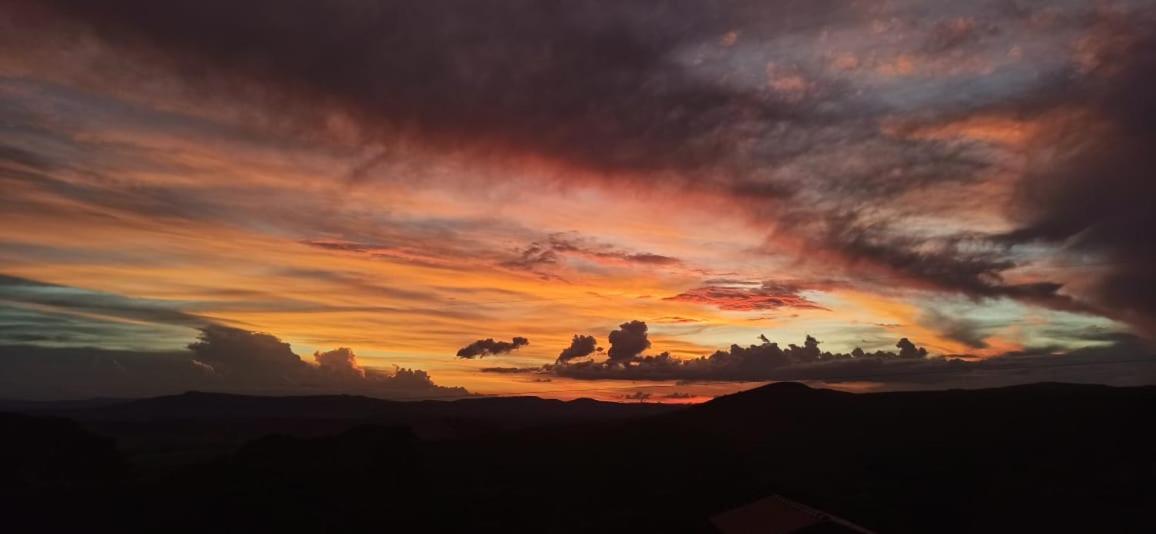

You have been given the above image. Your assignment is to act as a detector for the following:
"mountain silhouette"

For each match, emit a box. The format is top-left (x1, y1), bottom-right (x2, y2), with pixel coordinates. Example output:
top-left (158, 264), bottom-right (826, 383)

top-left (2, 382), bottom-right (1152, 533)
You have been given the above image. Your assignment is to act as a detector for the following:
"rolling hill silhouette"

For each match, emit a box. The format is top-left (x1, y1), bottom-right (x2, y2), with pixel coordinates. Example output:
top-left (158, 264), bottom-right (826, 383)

top-left (3, 382), bottom-right (1152, 533)
top-left (76, 390), bottom-right (677, 421)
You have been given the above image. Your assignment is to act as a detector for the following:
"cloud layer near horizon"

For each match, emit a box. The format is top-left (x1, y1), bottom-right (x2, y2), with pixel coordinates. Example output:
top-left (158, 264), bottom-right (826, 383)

top-left (0, 325), bottom-right (467, 400)
top-left (490, 320), bottom-right (1154, 390)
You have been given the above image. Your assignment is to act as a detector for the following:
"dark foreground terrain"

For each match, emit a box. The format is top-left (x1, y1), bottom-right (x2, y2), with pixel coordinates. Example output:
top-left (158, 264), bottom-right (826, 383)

top-left (2, 382), bottom-right (1153, 533)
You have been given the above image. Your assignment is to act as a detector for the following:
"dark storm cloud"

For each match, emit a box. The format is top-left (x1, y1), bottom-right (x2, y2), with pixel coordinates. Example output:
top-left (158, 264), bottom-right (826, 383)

top-left (811, 221), bottom-right (1082, 310)
top-left (456, 336), bottom-right (529, 359)
top-left (0, 326), bottom-right (468, 400)
top-left (1000, 27), bottom-right (1156, 334)
top-left (0, 4), bottom-right (1027, 268)
top-left (3, 0), bottom-right (795, 174)
top-left (606, 320), bottom-right (650, 363)
top-left (666, 281), bottom-right (825, 312)
top-left (557, 334), bottom-right (599, 363)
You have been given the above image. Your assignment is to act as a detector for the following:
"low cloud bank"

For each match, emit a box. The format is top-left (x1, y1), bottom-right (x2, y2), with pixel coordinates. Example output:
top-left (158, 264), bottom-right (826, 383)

top-left (0, 325), bottom-right (468, 400)
top-left (486, 320), bottom-right (1155, 389)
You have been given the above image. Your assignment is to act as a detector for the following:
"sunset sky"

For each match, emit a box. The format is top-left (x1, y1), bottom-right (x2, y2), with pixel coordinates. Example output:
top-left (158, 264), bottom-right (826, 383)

top-left (2, 0), bottom-right (1154, 400)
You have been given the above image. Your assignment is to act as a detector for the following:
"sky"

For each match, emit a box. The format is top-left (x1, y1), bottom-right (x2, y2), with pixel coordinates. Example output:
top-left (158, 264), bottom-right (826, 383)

top-left (1, 0), bottom-right (1154, 401)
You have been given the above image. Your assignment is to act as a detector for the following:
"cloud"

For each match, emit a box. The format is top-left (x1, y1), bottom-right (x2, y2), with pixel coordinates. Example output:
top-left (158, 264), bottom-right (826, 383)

top-left (606, 321), bottom-right (650, 363)
top-left (923, 17), bottom-right (982, 54)
top-left (999, 25), bottom-right (1156, 334)
top-left (0, 344), bottom-right (213, 400)
top-left (0, 274), bottom-right (210, 329)
top-left (895, 338), bottom-right (928, 359)
top-left (666, 281), bottom-right (826, 312)
top-left (4, 0), bottom-right (784, 175)
top-left (0, 326), bottom-right (468, 400)
top-left (0, 300), bottom-right (191, 350)
top-left (501, 243), bottom-right (560, 272)
top-left (313, 347), bottom-right (365, 377)
top-left (557, 334), bottom-right (599, 363)
top-left (478, 366), bottom-right (543, 375)
top-left (503, 234), bottom-right (681, 275)
top-left (456, 337), bottom-right (529, 359)
top-left (656, 316), bottom-right (701, 324)
top-left (806, 222), bottom-right (1085, 313)
top-left (386, 367), bottom-right (453, 393)
top-left (549, 332), bottom-right (1155, 388)
top-left (545, 234), bottom-right (681, 267)
top-left (551, 333), bottom-right (934, 381)
top-left (189, 326), bottom-right (467, 397)
top-left (783, 337), bottom-right (1156, 389)
top-left (920, 309), bottom-right (989, 349)
top-left (0, 144), bottom-right (61, 172)
top-left (188, 325), bottom-right (305, 378)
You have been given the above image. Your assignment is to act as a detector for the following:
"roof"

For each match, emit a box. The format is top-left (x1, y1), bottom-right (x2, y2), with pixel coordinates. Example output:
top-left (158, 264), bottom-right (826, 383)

top-left (710, 495), bottom-right (874, 534)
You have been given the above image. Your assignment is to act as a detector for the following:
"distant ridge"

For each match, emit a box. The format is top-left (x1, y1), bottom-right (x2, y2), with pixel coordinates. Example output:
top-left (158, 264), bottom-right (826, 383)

top-left (3, 381), bottom-right (1152, 532)
top-left (11, 389), bottom-right (682, 424)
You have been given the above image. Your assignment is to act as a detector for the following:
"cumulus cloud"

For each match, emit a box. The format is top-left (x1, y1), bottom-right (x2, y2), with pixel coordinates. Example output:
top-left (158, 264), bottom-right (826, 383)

top-left (557, 334), bottom-right (599, 363)
top-left (387, 367), bottom-right (451, 392)
top-left (549, 331), bottom-right (1154, 389)
top-left (456, 337), bottom-right (529, 359)
top-left (566, 321), bottom-right (935, 382)
top-left (188, 325), bottom-right (305, 378)
top-left (607, 321), bottom-right (650, 363)
top-left (191, 326), bottom-right (466, 397)
top-left (895, 338), bottom-right (928, 359)
top-left (0, 326), bottom-right (467, 400)
top-left (313, 347), bottom-right (365, 377)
